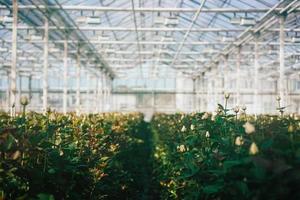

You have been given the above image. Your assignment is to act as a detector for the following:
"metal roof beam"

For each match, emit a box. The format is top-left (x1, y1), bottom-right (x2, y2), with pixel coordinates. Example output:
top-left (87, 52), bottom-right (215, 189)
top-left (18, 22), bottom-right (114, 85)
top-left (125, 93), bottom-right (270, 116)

top-left (5, 26), bottom-right (300, 32)
top-left (4, 40), bottom-right (299, 46)
top-left (0, 5), bottom-right (299, 13)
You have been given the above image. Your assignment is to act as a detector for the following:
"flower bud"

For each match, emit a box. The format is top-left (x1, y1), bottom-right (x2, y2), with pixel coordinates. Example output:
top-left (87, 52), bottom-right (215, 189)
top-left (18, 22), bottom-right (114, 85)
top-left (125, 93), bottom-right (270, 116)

top-left (20, 96), bottom-right (29, 106)
top-left (224, 93), bottom-right (230, 99)
top-left (235, 136), bottom-right (244, 146)
top-left (249, 142), bottom-right (259, 155)
top-left (243, 122), bottom-right (255, 134)
top-left (177, 144), bottom-right (186, 152)
top-left (276, 96), bottom-right (281, 101)
top-left (181, 125), bottom-right (186, 132)
top-left (201, 112), bottom-right (209, 120)
top-left (11, 150), bottom-right (21, 160)
top-left (288, 125), bottom-right (294, 133)
top-left (241, 105), bottom-right (247, 112)
top-left (190, 124), bottom-right (195, 130)
top-left (205, 131), bottom-right (210, 138)
top-left (233, 106), bottom-right (239, 114)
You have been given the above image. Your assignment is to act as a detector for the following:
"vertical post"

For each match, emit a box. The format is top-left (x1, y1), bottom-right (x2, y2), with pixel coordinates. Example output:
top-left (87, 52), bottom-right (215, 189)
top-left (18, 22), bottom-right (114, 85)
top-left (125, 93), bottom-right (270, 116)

top-left (152, 86), bottom-right (155, 112)
top-left (86, 73), bottom-right (90, 113)
top-left (192, 77), bottom-right (196, 111)
top-left (102, 74), bottom-right (106, 112)
top-left (195, 77), bottom-right (199, 111)
top-left (63, 40), bottom-right (68, 114)
top-left (236, 46), bottom-right (241, 106)
top-left (95, 76), bottom-right (100, 113)
top-left (92, 76), bottom-right (96, 113)
top-left (100, 74), bottom-right (103, 112)
top-left (42, 18), bottom-right (49, 113)
top-left (214, 70), bottom-right (218, 107)
top-left (106, 76), bottom-right (110, 111)
top-left (223, 54), bottom-right (228, 94)
top-left (286, 76), bottom-right (290, 109)
top-left (28, 75), bottom-right (32, 100)
top-left (10, 0), bottom-right (18, 116)
top-left (6, 71), bottom-right (10, 112)
top-left (254, 33), bottom-right (260, 114)
top-left (76, 49), bottom-right (81, 115)
top-left (201, 75), bottom-right (208, 111)
top-left (108, 77), bottom-right (112, 111)
top-left (18, 75), bottom-right (21, 102)
top-left (206, 76), bottom-right (210, 111)
top-left (279, 15), bottom-right (286, 105)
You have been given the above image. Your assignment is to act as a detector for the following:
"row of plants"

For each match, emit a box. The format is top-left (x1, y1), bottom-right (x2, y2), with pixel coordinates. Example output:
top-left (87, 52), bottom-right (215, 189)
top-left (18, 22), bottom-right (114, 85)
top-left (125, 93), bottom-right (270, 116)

top-left (151, 98), bottom-right (300, 199)
top-left (0, 110), bottom-right (152, 200)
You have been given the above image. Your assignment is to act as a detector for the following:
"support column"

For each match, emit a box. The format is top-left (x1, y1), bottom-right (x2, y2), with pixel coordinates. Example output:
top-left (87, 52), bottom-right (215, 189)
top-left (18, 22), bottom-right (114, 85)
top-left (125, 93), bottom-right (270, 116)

top-left (286, 76), bottom-right (290, 110)
top-left (102, 74), bottom-right (107, 112)
top-left (254, 33), bottom-right (260, 114)
top-left (42, 18), bottom-right (49, 113)
top-left (195, 77), bottom-right (200, 111)
top-left (223, 55), bottom-right (228, 94)
top-left (63, 40), bottom-right (68, 114)
top-left (10, 0), bottom-right (18, 116)
top-left (95, 76), bottom-right (100, 113)
top-left (28, 75), bottom-right (32, 100)
top-left (106, 76), bottom-right (109, 111)
top-left (6, 71), bottom-right (10, 112)
top-left (76, 49), bottom-right (81, 115)
top-left (206, 76), bottom-right (210, 111)
top-left (236, 46), bottom-right (241, 106)
top-left (192, 77), bottom-right (196, 111)
top-left (108, 78), bottom-right (112, 111)
top-left (279, 15), bottom-right (286, 105)
top-left (214, 70), bottom-right (218, 106)
top-left (92, 76), bottom-right (97, 113)
top-left (201, 76), bottom-right (205, 111)
top-left (86, 73), bottom-right (90, 113)
top-left (18, 75), bottom-right (21, 104)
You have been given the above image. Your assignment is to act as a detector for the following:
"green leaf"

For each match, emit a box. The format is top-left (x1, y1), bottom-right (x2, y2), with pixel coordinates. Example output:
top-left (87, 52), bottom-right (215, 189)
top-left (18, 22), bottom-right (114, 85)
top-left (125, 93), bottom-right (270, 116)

top-left (29, 133), bottom-right (45, 145)
top-left (203, 184), bottom-right (223, 194)
top-left (100, 156), bottom-right (110, 162)
top-left (260, 138), bottom-right (273, 150)
top-left (37, 193), bottom-right (55, 200)
top-left (4, 134), bottom-right (17, 151)
top-left (235, 181), bottom-right (249, 195)
top-left (218, 104), bottom-right (224, 111)
top-left (223, 160), bottom-right (243, 171)
top-left (48, 168), bottom-right (56, 174)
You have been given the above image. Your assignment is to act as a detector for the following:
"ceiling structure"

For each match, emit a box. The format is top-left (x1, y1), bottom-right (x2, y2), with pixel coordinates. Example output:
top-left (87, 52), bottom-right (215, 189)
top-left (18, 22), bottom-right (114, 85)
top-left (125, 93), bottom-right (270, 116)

top-left (0, 0), bottom-right (299, 80)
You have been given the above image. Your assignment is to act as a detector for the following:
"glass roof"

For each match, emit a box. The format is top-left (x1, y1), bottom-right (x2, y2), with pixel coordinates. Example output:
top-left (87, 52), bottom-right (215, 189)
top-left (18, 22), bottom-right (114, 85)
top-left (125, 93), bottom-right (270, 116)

top-left (0, 0), bottom-right (299, 86)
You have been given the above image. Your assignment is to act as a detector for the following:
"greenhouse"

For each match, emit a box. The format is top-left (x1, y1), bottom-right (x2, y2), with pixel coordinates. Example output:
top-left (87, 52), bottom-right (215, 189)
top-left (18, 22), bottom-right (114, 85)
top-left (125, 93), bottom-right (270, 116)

top-left (1, 0), bottom-right (300, 199)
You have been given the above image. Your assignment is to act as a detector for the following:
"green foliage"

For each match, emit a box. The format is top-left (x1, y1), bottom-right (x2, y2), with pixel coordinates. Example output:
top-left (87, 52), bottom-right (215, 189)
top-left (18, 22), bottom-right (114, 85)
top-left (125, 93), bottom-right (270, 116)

top-left (1, 108), bottom-right (300, 199)
top-left (151, 111), bottom-right (300, 199)
top-left (0, 112), bottom-right (150, 200)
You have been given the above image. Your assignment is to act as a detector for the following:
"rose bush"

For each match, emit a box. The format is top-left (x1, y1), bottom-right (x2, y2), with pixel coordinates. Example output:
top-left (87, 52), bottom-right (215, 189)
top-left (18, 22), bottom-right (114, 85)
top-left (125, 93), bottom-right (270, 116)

top-left (0, 111), bottom-right (150, 200)
top-left (151, 109), bottom-right (300, 199)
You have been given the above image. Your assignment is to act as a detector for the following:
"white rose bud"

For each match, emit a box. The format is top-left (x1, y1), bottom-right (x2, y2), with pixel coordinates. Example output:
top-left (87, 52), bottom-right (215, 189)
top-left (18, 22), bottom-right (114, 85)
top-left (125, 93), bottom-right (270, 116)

top-left (12, 150), bottom-right (21, 160)
top-left (224, 93), bottom-right (230, 99)
top-left (276, 96), bottom-right (281, 101)
top-left (190, 124), bottom-right (195, 130)
top-left (233, 106), bottom-right (239, 113)
top-left (235, 136), bottom-right (244, 146)
top-left (249, 142), bottom-right (259, 155)
top-left (177, 144), bottom-right (186, 152)
top-left (205, 131), bottom-right (210, 138)
top-left (20, 96), bottom-right (29, 106)
top-left (243, 122), bottom-right (255, 134)
top-left (202, 112), bottom-right (209, 120)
